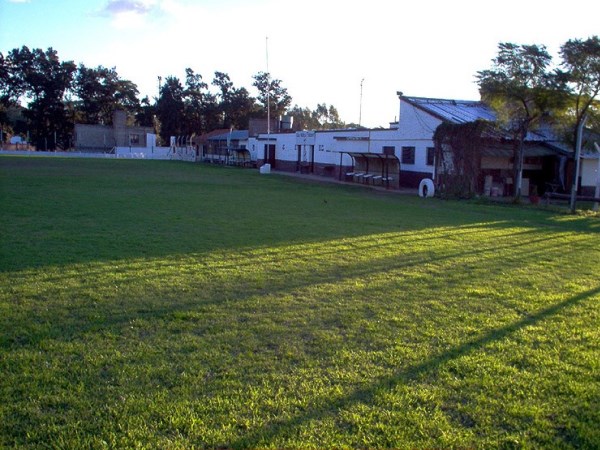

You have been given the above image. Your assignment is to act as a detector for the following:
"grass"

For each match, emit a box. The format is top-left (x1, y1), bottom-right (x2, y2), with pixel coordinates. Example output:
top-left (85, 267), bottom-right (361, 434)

top-left (0, 156), bottom-right (599, 449)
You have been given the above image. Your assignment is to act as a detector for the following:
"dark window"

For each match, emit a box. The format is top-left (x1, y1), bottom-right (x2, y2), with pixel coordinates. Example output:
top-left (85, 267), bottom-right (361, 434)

top-left (401, 146), bottom-right (415, 164)
top-left (129, 134), bottom-right (140, 145)
top-left (382, 146), bottom-right (395, 156)
top-left (426, 147), bottom-right (435, 166)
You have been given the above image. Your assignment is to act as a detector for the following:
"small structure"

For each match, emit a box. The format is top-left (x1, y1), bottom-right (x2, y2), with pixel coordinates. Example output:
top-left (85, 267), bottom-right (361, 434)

top-left (195, 129), bottom-right (252, 165)
top-left (73, 110), bottom-right (154, 152)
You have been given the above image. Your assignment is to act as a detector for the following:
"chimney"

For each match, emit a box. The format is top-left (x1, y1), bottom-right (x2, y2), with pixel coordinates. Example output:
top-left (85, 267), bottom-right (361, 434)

top-left (396, 91), bottom-right (404, 127)
top-left (113, 110), bottom-right (127, 128)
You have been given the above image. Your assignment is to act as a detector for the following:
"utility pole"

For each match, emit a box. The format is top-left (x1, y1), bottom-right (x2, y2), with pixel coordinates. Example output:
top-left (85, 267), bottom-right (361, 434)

top-left (266, 36), bottom-right (270, 165)
top-left (359, 78), bottom-right (365, 127)
top-left (594, 142), bottom-right (600, 211)
top-left (570, 113), bottom-right (588, 213)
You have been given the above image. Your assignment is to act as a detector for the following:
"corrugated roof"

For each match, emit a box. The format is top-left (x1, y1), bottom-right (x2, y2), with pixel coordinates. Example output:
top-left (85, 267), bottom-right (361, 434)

top-left (207, 130), bottom-right (249, 141)
top-left (404, 96), bottom-right (571, 153)
top-left (404, 96), bottom-right (496, 124)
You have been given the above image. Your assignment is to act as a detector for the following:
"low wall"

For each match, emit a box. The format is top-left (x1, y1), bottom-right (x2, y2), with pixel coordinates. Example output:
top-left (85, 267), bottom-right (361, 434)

top-left (115, 146), bottom-right (173, 159)
top-left (0, 150), bottom-right (115, 158)
top-left (1, 147), bottom-right (176, 160)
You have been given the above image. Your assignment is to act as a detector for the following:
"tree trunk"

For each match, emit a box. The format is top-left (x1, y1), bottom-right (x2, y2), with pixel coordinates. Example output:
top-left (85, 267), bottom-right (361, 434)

top-left (513, 126), bottom-right (527, 201)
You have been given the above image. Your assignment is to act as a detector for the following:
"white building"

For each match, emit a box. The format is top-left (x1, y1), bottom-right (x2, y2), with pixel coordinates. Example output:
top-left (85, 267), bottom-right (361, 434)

top-left (245, 93), bottom-right (579, 196)
top-left (248, 93), bottom-right (445, 189)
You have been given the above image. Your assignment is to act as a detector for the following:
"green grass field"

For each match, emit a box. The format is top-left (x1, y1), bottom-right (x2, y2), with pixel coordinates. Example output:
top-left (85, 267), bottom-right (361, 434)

top-left (1, 156), bottom-right (599, 449)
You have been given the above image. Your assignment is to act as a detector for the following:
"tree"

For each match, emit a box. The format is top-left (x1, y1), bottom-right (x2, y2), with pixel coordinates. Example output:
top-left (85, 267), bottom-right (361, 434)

top-left (212, 71), bottom-right (257, 130)
top-left (433, 120), bottom-right (490, 198)
top-left (74, 64), bottom-right (140, 125)
top-left (136, 96), bottom-right (156, 128)
top-left (289, 105), bottom-right (319, 130)
top-left (289, 103), bottom-right (346, 130)
top-left (477, 43), bottom-right (562, 200)
top-left (559, 36), bottom-right (600, 210)
top-left (252, 71), bottom-right (292, 119)
top-left (3, 46), bottom-right (76, 149)
top-left (313, 103), bottom-right (344, 129)
top-left (156, 76), bottom-right (186, 143)
top-left (0, 52), bottom-right (11, 142)
top-left (183, 68), bottom-right (208, 136)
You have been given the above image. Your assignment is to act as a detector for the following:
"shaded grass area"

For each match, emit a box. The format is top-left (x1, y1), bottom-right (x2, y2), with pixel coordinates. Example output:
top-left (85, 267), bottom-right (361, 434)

top-left (1, 156), bottom-right (599, 448)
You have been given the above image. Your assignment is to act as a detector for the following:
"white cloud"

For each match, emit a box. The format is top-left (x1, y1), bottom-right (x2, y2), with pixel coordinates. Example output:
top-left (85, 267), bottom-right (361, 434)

top-left (100, 0), bottom-right (156, 15)
top-left (7, 0), bottom-right (31, 3)
top-left (97, 0), bottom-right (159, 28)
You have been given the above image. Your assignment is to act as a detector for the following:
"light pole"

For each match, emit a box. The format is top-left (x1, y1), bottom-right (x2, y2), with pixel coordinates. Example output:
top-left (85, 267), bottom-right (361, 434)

top-left (359, 78), bottom-right (365, 127)
top-left (570, 113), bottom-right (588, 213)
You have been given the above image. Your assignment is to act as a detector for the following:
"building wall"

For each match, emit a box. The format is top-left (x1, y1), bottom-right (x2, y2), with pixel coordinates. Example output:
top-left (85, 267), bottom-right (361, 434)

top-left (581, 156), bottom-right (599, 195)
top-left (74, 112), bottom-right (154, 150)
top-left (397, 99), bottom-right (442, 141)
top-left (250, 124), bottom-right (437, 188)
top-left (114, 126), bottom-right (154, 147)
top-left (74, 124), bottom-right (115, 150)
top-left (249, 99), bottom-right (503, 189)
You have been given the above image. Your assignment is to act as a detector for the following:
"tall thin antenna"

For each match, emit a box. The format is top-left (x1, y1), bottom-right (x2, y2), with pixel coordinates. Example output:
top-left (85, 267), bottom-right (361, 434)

top-left (359, 78), bottom-right (365, 127)
top-left (266, 36), bottom-right (270, 136)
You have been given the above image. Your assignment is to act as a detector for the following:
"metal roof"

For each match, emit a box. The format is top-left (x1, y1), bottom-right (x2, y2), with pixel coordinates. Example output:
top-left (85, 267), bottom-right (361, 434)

top-left (207, 130), bottom-right (249, 141)
top-left (404, 96), bottom-right (496, 124)
top-left (404, 96), bottom-right (572, 153)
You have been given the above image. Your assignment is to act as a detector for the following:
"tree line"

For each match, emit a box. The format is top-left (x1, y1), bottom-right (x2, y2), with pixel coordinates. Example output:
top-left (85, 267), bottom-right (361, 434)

top-left (0, 46), bottom-right (346, 149)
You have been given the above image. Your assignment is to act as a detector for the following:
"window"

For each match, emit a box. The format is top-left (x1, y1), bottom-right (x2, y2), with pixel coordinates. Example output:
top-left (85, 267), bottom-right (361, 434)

top-left (129, 134), bottom-right (140, 145)
top-left (382, 146), bottom-right (395, 156)
top-left (401, 146), bottom-right (415, 164)
top-left (426, 147), bottom-right (435, 166)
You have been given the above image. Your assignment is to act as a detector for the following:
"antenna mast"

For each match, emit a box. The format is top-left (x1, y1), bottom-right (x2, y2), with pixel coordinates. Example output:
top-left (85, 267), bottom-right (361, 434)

top-left (266, 37), bottom-right (270, 136)
top-left (359, 78), bottom-right (365, 127)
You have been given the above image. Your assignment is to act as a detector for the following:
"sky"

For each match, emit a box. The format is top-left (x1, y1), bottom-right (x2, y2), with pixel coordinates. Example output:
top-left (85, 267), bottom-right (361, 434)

top-left (1, 0), bottom-right (599, 128)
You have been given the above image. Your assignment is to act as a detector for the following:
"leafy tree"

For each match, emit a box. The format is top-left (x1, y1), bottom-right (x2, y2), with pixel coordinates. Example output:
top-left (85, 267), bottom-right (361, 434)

top-left (558, 36), bottom-right (600, 210)
top-left (226, 87), bottom-right (257, 130)
top-left (477, 43), bottom-right (562, 200)
top-left (183, 68), bottom-right (208, 136)
top-left (0, 52), bottom-right (10, 141)
top-left (200, 91), bottom-right (221, 134)
top-left (289, 103), bottom-right (345, 130)
top-left (3, 46), bottom-right (76, 149)
top-left (156, 76), bottom-right (186, 143)
top-left (212, 71), bottom-right (257, 130)
top-left (135, 96), bottom-right (156, 128)
top-left (252, 71), bottom-right (292, 119)
top-left (74, 64), bottom-right (140, 125)
top-left (289, 105), bottom-right (319, 130)
top-left (433, 120), bottom-right (489, 198)
top-left (212, 71), bottom-right (233, 100)
top-left (560, 36), bottom-right (600, 138)
top-left (313, 103), bottom-right (344, 129)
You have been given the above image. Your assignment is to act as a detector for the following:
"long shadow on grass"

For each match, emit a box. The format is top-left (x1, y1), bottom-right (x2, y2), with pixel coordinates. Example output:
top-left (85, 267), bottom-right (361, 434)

top-left (232, 285), bottom-right (600, 448)
top-left (4, 225), bottom-right (589, 349)
top-left (4, 224), bottom-right (594, 353)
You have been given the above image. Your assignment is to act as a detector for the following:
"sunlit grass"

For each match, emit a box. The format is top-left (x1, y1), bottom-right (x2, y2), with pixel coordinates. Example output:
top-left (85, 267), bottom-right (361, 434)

top-left (1, 157), bottom-right (599, 448)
